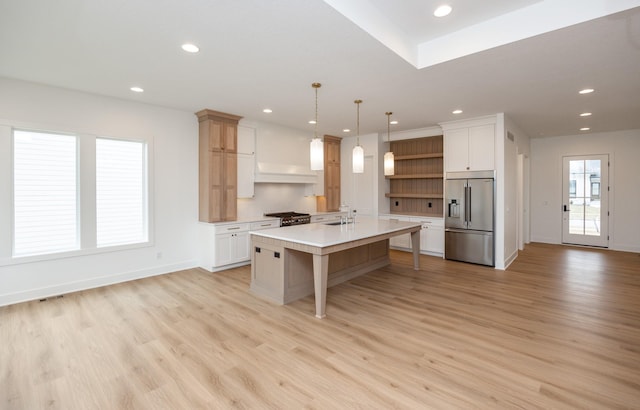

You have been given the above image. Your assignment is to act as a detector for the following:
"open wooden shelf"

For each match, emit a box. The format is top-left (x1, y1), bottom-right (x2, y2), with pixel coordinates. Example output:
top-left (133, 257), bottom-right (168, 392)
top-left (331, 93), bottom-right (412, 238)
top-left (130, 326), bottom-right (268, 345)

top-left (386, 193), bottom-right (443, 199)
top-left (388, 135), bottom-right (443, 217)
top-left (386, 173), bottom-right (443, 180)
top-left (394, 153), bottom-right (443, 160)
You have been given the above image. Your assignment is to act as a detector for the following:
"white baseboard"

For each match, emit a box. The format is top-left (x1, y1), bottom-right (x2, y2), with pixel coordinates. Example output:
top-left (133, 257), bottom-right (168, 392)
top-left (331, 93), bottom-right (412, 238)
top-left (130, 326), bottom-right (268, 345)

top-left (0, 259), bottom-right (198, 307)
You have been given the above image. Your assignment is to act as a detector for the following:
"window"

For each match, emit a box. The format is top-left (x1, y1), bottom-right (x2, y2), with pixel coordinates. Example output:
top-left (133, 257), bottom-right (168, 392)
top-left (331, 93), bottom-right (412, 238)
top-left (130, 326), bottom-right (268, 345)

top-left (7, 126), bottom-right (150, 262)
top-left (13, 130), bottom-right (78, 256)
top-left (569, 180), bottom-right (576, 197)
top-left (96, 138), bottom-right (148, 247)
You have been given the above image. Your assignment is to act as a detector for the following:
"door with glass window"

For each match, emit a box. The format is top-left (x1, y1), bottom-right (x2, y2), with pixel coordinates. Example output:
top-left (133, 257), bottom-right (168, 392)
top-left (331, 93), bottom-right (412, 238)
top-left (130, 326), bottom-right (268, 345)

top-left (562, 155), bottom-right (608, 247)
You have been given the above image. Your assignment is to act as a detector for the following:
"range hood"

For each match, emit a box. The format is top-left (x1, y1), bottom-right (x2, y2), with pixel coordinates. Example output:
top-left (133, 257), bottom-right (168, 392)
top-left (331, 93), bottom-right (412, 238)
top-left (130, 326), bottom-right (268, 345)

top-left (254, 162), bottom-right (318, 184)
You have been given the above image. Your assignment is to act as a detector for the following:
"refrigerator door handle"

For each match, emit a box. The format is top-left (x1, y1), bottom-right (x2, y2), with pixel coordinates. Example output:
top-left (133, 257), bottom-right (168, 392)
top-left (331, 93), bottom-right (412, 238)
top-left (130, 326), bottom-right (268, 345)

top-left (467, 186), bottom-right (472, 224)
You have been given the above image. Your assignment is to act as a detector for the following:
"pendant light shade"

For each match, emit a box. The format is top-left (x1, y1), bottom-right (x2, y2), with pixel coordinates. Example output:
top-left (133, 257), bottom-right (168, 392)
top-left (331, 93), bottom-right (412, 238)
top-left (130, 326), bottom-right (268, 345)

top-left (384, 111), bottom-right (395, 176)
top-left (309, 82), bottom-right (324, 171)
top-left (352, 99), bottom-right (364, 174)
top-left (310, 137), bottom-right (324, 170)
top-left (353, 145), bottom-right (364, 173)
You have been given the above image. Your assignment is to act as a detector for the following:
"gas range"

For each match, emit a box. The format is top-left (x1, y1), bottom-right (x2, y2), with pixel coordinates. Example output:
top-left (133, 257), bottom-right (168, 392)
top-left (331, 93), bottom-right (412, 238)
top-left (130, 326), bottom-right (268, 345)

top-left (264, 211), bottom-right (311, 227)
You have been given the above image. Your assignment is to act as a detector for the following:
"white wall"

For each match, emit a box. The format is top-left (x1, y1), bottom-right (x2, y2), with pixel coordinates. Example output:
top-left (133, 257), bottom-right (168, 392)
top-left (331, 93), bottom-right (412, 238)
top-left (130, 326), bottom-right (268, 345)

top-left (0, 78), bottom-right (199, 306)
top-left (530, 129), bottom-right (640, 252)
top-left (341, 133), bottom-right (379, 215)
top-left (503, 114), bottom-right (532, 266)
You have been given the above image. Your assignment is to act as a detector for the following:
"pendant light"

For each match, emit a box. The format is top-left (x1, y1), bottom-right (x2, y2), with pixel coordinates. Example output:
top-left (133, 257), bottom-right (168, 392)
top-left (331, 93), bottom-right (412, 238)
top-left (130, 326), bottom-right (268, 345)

top-left (309, 82), bottom-right (324, 171)
top-left (383, 111), bottom-right (395, 176)
top-left (352, 99), bottom-right (364, 173)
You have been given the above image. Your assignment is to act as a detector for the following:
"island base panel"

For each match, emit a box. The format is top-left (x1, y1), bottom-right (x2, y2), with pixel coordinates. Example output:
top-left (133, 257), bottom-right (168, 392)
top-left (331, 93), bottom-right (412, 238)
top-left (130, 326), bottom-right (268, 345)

top-left (250, 238), bottom-right (390, 306)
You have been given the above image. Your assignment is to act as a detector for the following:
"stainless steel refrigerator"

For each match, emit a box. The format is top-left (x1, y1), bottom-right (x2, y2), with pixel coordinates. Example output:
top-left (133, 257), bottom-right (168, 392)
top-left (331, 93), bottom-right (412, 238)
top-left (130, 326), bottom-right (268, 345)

top-left (445, 171), bottom-right (495, 266)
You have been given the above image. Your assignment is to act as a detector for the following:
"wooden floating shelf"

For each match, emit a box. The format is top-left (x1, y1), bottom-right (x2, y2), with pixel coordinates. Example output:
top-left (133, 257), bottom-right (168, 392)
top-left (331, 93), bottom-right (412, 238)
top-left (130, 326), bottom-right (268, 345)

top-left (385, 193), bottom-right (444, 199)
top-left (386, 173), bottom-right (443, 180)
top-left (394, 153), bottom-right (443, 160)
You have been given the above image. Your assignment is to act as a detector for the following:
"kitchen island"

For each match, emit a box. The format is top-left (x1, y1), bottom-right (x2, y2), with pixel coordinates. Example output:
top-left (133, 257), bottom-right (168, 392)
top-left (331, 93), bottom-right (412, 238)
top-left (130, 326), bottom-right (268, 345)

top-left (250, 217), bottom-right (421, 318)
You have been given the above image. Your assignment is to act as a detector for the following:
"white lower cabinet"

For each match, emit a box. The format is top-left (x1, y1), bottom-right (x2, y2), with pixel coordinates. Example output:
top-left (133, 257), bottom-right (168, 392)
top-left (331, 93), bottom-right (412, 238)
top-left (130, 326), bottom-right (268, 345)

top-left (199, 219), bottom-right (279, 272)
top-left (410, 217), bottom-right (444, 256)
top-left (378, 214), bottom-right (444, 256)
top-left (214, 230), bottom-right (250, 267)
top-left (378, 215), bottom-right (412, 249)
top-left (310, 212), bottom-right (345, 224)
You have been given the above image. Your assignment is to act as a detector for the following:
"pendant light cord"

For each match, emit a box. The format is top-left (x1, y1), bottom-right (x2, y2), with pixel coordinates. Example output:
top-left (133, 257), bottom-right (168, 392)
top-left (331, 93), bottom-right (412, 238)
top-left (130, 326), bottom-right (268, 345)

top-left (312, 83), bottom-right (321, 138)
top-left (355, 99), bottom-right (362, 145)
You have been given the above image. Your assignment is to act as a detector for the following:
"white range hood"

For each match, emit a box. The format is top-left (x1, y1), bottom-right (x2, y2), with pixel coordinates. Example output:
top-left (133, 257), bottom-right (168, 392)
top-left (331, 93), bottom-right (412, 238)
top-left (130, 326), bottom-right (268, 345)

top-left (254, 162), bottom-right (318, 184)
top-left (251, 123), bottom-right (319, 184)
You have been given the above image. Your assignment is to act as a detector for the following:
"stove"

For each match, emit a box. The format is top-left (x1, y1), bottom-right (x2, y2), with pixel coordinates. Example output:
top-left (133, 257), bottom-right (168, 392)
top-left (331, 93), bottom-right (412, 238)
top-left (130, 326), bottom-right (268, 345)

top-left (264, 211), bottom-right (311, 227)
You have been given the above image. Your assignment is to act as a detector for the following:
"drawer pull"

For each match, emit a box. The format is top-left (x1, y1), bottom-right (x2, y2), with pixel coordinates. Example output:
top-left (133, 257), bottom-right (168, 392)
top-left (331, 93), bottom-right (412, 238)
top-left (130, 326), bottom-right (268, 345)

top-left (274, 252), bottom-right (280, 259)
top-left (255, 247), bottom-right (261, 253)
top-left (227, 226), bottom-right (241, 231)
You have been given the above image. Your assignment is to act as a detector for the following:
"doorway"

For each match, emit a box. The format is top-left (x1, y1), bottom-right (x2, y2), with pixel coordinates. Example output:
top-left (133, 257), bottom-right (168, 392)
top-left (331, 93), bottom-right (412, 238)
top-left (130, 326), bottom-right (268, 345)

top-left (562, 155), bottom-right (609, 247)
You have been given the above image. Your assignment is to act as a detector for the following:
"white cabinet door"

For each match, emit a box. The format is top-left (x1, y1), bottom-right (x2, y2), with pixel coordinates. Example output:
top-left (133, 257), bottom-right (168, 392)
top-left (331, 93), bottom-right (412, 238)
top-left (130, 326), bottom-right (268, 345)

top-left (411, 217), bottom-right (444, 256)
top-left (444, 124), bottom-right (495, 172)
top-left (237, 153), bottom-right (255, 198)
top-left (238, 126), bottom-right (256, 198)
top-left (468, 124), bottom-right (495, 171)
top-left (214, 233), bottom-right (234, 267)
top-left (444, 128), bottom-right (469, 172)
top-left (234, 231), bottom-right (250, 262)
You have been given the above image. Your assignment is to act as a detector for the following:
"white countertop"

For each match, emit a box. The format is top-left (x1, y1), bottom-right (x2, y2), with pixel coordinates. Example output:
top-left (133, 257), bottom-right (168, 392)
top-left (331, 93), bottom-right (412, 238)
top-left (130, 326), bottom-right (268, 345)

top-left (250, 217), bottom-right (421, 248)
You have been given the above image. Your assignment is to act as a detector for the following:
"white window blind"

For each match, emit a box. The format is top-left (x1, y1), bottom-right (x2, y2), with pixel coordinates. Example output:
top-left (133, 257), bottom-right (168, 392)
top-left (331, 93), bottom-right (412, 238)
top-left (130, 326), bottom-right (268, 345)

top-left (13, 130), bottom-right (78, 256)
top-left (96, 138), bottom-right (148, 247)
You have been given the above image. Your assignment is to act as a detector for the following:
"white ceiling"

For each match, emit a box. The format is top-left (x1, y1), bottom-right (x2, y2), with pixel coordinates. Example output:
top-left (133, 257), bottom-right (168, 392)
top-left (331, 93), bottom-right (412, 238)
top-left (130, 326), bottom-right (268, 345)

top-left (1, 0), bottom-right (640, 139)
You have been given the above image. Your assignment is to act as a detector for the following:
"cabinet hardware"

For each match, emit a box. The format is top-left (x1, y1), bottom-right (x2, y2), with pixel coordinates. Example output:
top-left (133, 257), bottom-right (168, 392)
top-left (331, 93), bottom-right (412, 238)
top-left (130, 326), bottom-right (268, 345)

top-left (255, 247), bottom-right (261, 253)
top-left (227, 226), bottom-right (241, 230)
top-left (274, 252), bottom-right (280, 258)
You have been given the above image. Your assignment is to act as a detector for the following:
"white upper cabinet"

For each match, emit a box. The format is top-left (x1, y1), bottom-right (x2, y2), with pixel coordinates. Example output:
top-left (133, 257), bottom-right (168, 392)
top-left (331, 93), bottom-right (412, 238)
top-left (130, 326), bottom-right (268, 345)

top-left (237, 125), bottom-right (256, 198)
top-left (442, 117), bottom-right (496, 173)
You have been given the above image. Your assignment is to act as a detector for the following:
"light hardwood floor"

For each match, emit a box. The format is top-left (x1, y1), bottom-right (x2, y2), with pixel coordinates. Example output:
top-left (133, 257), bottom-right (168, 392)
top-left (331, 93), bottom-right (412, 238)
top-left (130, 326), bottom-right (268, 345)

top-left (2, 243), bottom-right (639, 409)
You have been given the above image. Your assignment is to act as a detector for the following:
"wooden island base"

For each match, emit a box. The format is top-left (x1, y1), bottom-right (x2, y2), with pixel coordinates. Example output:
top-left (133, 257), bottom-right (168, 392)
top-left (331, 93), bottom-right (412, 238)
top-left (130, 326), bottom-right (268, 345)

top-left (250, 237), bottom-right (390, 306)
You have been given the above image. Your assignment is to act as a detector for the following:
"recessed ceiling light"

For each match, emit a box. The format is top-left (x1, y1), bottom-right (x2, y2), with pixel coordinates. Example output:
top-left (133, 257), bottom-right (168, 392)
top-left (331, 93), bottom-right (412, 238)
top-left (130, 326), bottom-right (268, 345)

top-left (308, 120), bottom-right (316, 124)
top-left (580, 112), bottom-right (592, 117)
top-left (579, 88), bottom-right (594, 94)
top-left (130, 86), bottom-right (144, 93)
top-left (434, 5), bottom-right (452, 17)
top-left (181, 43), bottom-right (199, 53)
top-left (390, 120), bottom-right (398, 125)
top-left (263, 108), bottom-right (272, 113)
top-left (343, 129), bottom-right (351, 133)
top-left (452, 109), bottom-right (463, 114)
top-left (580, 127), bottom-right (590, 131)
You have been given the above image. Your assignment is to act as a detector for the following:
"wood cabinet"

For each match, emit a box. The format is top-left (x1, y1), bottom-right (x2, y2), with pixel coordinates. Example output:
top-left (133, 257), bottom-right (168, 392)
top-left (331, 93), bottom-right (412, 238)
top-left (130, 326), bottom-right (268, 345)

top-left (316, 135), bottom-right (341, 212)
top-left (444, 123), bottom-right (495, 172)
top-left (385, 135), bottom-right (443, 217)
top-left (196, 109), bottom-right (243, 222)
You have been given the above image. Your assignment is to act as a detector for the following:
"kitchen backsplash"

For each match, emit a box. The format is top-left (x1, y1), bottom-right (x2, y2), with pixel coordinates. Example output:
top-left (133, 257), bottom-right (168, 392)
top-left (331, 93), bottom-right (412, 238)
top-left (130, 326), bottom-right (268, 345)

top-left (237, 183), bottom-right (317, 219)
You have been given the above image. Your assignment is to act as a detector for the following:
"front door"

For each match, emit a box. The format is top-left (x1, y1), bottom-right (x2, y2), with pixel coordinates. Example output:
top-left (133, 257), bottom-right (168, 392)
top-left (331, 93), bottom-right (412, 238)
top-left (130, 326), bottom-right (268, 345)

top-left (562, 155), bottom-right (609, 247)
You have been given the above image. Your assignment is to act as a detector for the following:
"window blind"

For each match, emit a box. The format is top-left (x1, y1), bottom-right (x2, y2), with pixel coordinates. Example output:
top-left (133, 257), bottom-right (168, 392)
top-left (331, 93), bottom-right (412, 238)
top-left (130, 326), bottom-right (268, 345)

top-left (96, 138), bottom-right (147, 247)
top-left (13, 130), bottom-right (78, 256)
